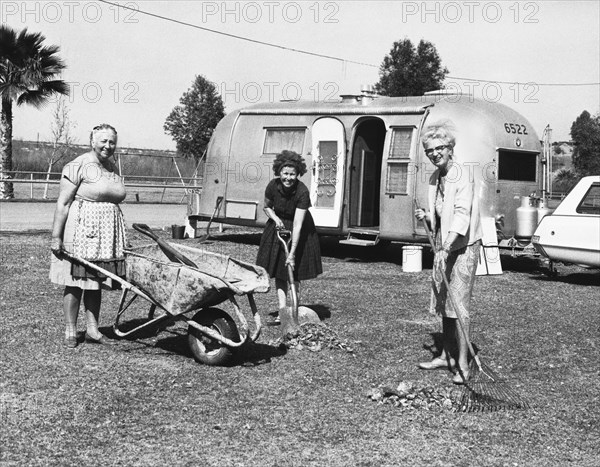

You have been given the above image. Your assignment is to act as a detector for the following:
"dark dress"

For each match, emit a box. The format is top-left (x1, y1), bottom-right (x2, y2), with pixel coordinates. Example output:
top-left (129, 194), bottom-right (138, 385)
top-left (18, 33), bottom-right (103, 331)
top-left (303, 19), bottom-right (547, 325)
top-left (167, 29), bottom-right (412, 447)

top-left (256, 178), bottom-right (322, 282)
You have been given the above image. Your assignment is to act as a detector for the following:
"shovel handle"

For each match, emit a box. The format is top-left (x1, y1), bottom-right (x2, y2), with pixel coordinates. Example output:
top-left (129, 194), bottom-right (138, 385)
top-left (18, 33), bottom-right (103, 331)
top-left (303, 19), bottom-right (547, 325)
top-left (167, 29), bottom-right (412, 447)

top-left (276, 229), bottom-right (299, 325)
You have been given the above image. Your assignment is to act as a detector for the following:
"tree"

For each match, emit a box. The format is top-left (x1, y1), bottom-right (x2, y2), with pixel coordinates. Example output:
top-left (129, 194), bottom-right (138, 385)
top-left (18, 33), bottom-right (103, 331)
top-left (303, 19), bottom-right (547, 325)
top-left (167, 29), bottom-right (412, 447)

top-left (570, 110), bottom-right (600, 177)
top-left (552, 143), bottom-right (563, 155)
top-left (43, 97), bottom-right (77, 198)
top-left (164, 75), bottom-right (225, 160)
top-left (0, 25), bottom-right (69, 199)
top-left (552, 168), bottom-right (579, 194)
top-left (374, 38), bottom-right (449, 97)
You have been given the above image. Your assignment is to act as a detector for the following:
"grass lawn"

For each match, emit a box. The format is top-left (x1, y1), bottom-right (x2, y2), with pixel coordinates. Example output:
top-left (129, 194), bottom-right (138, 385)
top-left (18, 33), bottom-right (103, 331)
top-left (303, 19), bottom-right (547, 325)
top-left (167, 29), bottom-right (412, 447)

top-left (1, 228), bottom-right (599, 466)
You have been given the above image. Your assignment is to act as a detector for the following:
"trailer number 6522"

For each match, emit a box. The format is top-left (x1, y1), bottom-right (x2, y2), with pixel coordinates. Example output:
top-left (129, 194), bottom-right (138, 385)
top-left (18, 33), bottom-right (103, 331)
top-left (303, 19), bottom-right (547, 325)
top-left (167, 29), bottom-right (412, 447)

top-left (504, 123), bottom-right (528, 135)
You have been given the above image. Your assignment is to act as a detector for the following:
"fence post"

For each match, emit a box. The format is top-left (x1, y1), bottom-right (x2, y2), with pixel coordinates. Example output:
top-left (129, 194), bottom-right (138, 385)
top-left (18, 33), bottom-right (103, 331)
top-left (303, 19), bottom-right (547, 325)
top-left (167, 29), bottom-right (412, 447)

top-left (160, 180), bottom-right (167, 203)
top-left (30, 173), bottom-right (34, 199)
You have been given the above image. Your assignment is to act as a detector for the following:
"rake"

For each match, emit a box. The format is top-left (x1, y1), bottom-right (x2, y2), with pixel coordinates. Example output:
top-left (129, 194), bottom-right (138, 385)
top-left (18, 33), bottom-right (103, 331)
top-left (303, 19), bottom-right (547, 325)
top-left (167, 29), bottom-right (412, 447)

top-left (414, 200), bottom-right (529, 412)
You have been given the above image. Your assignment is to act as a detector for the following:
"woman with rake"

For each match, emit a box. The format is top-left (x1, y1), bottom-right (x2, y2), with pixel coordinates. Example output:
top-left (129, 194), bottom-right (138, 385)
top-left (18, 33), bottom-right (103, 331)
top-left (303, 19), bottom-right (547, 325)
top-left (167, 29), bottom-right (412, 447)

top-left (50, 124), bottom-right (127, 348)
top-left (414, 122), bottom-right (483, 385)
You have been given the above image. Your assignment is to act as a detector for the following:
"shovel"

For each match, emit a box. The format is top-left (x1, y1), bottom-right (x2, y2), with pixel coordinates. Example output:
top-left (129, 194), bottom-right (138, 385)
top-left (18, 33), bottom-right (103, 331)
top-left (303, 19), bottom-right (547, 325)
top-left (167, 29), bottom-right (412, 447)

top-left (276, 229), bottom-right (320, 335)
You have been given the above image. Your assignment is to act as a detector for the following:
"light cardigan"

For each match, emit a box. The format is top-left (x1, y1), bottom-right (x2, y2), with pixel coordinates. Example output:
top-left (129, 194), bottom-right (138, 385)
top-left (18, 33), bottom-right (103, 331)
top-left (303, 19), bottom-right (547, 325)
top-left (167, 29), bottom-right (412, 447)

top-left (427, 162), bottom-right (483, 250)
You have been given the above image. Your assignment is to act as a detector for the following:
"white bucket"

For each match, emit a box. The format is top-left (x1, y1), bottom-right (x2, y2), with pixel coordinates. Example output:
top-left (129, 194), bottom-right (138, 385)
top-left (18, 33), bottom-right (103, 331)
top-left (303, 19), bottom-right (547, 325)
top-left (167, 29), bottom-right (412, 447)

top-left (402, 246), bottom-right (423, 272)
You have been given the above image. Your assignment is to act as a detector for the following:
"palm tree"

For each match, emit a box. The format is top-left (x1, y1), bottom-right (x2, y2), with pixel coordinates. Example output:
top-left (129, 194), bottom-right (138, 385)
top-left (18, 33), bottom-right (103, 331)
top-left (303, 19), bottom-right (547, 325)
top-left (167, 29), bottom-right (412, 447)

top-left (1, 25), bottom-right (69, 199)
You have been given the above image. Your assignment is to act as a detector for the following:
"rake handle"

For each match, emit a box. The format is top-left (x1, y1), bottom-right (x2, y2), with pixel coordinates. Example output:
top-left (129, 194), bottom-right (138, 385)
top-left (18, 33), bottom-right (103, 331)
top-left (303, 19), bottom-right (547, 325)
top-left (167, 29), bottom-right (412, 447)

top-left (414, 200), bottom-right (482, 371)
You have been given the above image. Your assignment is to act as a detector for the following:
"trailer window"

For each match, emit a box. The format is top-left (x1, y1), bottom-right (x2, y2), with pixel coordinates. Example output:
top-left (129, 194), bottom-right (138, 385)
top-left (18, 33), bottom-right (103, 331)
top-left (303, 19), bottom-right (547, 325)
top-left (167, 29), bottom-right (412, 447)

top-left (386, 163), bottom-right (409, 194)
top-left (263, 128), bottom-right (305, 156)
top-left (498, 150), bottom-right (537, 182)
top-left (386, 128), bottom-right (412, 194)
top-left (389, 128), bottom-right (413, 159)
top-left (576, 183), bottom-right (600, 215)
top-left (315, 140), bottom-right (338, 208)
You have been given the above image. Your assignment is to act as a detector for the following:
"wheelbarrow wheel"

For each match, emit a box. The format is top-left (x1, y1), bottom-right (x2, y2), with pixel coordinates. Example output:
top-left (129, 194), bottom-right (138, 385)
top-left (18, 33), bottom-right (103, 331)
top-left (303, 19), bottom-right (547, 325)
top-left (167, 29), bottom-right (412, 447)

top-left (188, 307), bottom-right (239, 366)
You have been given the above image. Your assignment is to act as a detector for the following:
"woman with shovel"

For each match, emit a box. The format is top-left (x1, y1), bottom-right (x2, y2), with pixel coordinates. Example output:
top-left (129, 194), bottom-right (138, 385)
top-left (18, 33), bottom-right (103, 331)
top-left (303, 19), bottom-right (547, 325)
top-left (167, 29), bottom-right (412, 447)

top-left (256, 151), bottom-right (322, 323)
top-left (414, 122), bottom-right (482, 384)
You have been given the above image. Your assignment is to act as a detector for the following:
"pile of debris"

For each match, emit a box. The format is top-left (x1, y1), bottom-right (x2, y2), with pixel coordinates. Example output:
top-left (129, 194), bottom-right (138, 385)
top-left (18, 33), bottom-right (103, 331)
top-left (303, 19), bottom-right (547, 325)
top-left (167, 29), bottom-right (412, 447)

top-left (366, 381), bottom-right (460, 411)
top-left (271, 323), bottom-right (356, 353)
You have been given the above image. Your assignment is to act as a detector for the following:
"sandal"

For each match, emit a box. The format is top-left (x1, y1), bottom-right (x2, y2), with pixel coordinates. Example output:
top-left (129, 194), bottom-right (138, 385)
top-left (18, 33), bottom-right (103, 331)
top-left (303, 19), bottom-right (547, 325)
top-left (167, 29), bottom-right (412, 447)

top-left (418, 356), bottom-right (455, 370)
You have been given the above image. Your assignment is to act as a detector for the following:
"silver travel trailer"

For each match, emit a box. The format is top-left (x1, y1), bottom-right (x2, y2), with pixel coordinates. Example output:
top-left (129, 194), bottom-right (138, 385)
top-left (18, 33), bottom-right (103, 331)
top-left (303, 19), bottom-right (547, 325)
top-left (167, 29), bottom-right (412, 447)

top-left (189, 90), bottom-right (543, 246)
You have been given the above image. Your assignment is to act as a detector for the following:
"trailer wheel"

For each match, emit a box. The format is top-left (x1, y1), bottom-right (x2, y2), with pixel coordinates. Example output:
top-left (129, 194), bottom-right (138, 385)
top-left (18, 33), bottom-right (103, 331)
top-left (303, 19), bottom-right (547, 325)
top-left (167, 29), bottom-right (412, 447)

top-left (188, 308), bottom-right (239, 366)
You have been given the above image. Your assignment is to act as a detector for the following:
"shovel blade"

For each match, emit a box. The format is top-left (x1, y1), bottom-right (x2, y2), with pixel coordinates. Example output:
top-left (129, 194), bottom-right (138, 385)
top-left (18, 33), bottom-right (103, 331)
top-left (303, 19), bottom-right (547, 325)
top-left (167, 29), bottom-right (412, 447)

top-left (298, 305), bottom-right (321, 324)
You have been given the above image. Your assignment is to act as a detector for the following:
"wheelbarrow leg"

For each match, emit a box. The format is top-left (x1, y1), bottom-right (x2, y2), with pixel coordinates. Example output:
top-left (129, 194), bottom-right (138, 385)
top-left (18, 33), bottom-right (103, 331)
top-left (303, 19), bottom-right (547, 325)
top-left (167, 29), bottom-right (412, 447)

top-left (247, 293), bottom-right (262, 342)
top-left (148, 304), bottom-right (157, 320)
top-left (113, 288), bottom-right (173, 338)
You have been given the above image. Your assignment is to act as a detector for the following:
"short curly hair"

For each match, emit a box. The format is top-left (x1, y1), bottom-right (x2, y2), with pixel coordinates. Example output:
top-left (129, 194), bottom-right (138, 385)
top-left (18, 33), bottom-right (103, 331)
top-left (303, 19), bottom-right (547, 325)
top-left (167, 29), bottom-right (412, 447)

top-left (272, 150), bottom-right (307, 177)
top-left (421, 121), bottom-right (456, 148)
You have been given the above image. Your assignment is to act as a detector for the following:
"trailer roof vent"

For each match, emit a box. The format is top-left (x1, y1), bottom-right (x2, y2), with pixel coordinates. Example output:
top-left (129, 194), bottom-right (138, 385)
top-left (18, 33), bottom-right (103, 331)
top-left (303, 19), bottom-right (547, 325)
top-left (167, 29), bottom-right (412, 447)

top-left (360, 84), bottom-right (378, 105)
top-left (340, 94), bottom-right (361, 104)
top-left (424, 89), bottom-right (465, 96)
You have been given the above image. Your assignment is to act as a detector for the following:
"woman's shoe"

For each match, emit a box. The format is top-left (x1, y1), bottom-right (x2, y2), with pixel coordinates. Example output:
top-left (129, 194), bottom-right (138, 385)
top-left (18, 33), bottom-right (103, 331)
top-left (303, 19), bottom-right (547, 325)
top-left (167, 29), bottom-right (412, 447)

top-left (85, 332), bottom-right (117, 345)
top-left (418, 356), bottom-right (455, 370)
top-left (64, 336), bottom-right (78, 348)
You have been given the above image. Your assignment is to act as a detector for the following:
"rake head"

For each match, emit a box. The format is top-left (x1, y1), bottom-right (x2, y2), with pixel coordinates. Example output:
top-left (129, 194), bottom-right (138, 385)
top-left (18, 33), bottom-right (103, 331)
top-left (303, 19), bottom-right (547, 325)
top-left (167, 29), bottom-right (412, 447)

top-left (456, 359), bottom-right (530, 413)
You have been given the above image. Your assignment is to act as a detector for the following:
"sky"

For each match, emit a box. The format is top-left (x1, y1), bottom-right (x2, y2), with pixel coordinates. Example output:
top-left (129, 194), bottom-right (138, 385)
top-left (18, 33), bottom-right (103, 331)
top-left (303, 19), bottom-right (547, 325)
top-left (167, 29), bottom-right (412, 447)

top-left (3, 0), bottom-right (599, 150)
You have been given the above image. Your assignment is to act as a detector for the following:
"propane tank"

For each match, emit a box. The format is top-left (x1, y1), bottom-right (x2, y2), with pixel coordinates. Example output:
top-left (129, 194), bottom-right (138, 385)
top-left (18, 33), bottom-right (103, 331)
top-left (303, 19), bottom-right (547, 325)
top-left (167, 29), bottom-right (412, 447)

top-left (515, 196), bottom-right (537, 239)
top-left (536, 198), bottom-right (553, 224)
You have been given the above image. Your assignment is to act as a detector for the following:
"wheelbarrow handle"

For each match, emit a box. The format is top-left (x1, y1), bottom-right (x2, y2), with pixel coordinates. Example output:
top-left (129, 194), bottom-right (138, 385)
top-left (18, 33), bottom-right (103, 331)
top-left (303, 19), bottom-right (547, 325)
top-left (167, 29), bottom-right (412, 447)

top-left (60, 250), bottom-right (154, 302)
top-left (132, 223), bottom-right (198, 268)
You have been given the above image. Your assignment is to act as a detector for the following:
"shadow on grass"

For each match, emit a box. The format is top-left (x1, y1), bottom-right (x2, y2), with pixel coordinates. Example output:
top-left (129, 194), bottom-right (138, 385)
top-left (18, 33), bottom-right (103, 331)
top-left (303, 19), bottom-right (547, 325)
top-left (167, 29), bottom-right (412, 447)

top-left (320, 237), bottom-right (433, 266)
top-left (152, 335), bottom-right (287, 367)
top-left (107, 318), bottom-right (288, 367)
top-left (187, 230), bottom-right (438, 268)
top-left (303, 303), bottom-right (332, 321)
top-left (422, 332), bottom-right (481, 361)
top-left (530, 270), bottom-right (600, 286)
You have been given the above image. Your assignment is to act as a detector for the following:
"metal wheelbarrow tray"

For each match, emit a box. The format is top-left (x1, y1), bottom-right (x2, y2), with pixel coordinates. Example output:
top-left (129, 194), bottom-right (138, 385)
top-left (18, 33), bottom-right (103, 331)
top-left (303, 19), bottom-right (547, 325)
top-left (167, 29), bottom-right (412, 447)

top-left (112, 242), bottom-right (270, 365)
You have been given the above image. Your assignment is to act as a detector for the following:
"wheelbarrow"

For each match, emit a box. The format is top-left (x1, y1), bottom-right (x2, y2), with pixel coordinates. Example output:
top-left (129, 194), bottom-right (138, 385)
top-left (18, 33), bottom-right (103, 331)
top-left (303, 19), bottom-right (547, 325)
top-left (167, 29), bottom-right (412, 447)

top-left (62, 224), bottom-right (270, 366)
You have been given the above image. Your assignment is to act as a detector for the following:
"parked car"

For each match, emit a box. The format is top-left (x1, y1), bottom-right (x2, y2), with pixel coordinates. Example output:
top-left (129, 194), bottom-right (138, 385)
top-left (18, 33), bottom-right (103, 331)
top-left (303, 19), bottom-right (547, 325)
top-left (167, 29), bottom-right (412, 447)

top-left (532, 176), bottom-right (600, 268)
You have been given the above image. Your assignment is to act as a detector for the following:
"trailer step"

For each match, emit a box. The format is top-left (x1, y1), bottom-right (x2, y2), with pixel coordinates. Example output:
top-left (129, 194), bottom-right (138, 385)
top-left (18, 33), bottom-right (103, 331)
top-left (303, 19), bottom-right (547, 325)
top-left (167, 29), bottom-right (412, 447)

top-left (339, 229), bottom-right (380, 247)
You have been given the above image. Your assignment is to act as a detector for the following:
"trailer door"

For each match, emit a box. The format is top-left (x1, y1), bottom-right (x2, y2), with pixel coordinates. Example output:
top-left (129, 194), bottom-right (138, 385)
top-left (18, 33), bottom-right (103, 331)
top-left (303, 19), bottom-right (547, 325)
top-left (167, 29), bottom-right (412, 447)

top-left (309, 118), bottom-right (346, 228)
top-left (379, 115), bottom-right (426, 239)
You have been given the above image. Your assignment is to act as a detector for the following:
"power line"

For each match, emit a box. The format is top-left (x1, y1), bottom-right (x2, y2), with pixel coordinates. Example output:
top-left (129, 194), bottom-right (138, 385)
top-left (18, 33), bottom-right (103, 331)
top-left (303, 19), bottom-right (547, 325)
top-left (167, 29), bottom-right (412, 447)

top-left (97, 0), bottom-right (377, 68)
top-left (446, 76), bottom-right (600, 87)
top-left (99, 0), bottom-right (600, 87)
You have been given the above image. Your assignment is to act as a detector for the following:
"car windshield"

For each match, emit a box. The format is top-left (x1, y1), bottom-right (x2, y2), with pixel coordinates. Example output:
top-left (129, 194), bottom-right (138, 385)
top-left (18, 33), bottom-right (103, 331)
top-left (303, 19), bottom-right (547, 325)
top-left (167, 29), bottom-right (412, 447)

top-left (576, 183), bottom-right (600, 215)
